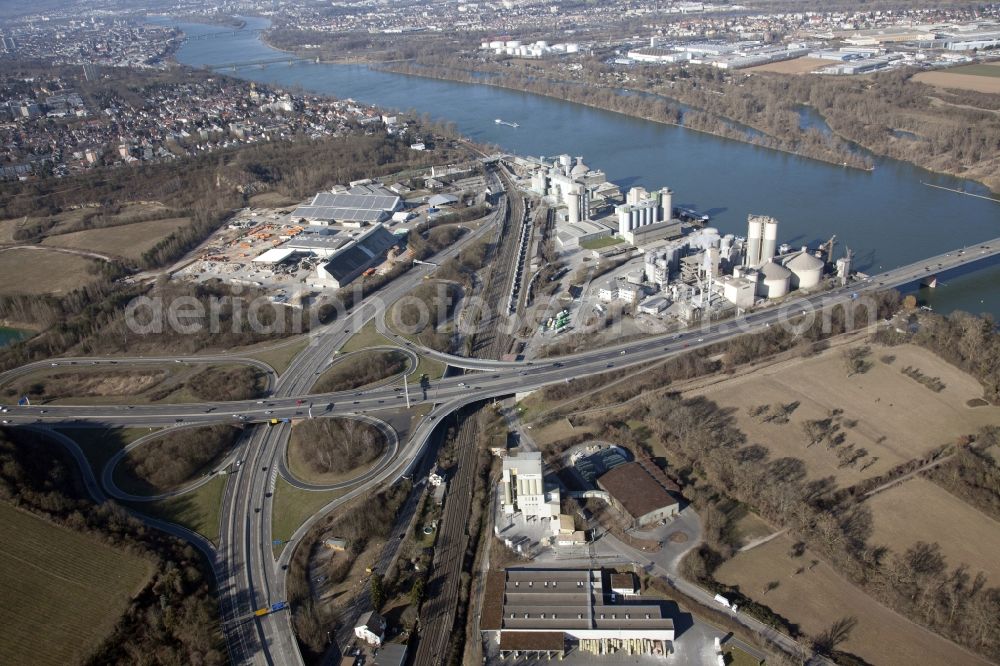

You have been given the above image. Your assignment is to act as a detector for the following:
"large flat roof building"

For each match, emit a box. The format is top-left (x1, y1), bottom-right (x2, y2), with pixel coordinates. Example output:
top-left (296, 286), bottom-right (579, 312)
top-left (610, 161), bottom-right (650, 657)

top-left (482, 568), bottom-right (674, 659)
top-left (292, 185), bottom-right (401, 226)
top-left (316, 223), bottom-right (399, 289)
top-left (597, 460), bottom-right (681, 528)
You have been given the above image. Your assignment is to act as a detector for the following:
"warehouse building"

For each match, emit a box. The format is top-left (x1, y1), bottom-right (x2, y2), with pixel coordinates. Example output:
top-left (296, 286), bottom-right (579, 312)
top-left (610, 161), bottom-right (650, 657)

top-left (481, 568), bottom-right (674, 659)
top-left (291, 184), bottom-right (401, 226)
top-left (315, 224), bottom-right (399, 289)
top-left (597, 460), bottom-right (681, 528)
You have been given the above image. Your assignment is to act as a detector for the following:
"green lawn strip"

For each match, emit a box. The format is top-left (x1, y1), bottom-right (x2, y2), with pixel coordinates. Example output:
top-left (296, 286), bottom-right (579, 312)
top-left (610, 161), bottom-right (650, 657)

top-left (123, 474), bottom-right (227, 545)
top-left (340, 319), bottom-right (393, 353)
top-left (950, 64), bottom-right (1000, 78)
top-left (311, 348), bottom-right (411, 394)
top-left (271, 476), bottom-right (347, 549)
top-left (580, 235), bottom-right (625, 250)
top-left (245, 338), bottom-right (309, 375)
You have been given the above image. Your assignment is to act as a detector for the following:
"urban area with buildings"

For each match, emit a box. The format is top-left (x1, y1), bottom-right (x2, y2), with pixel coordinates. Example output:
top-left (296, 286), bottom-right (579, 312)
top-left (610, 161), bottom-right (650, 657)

top-left (0, 73), bottom-right (410, 180)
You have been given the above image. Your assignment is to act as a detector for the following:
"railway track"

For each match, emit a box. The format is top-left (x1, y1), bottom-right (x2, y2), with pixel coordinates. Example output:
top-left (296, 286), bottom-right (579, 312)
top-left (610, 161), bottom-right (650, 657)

top-left (470, 167), bottom-right (526, 360)
top-left (413, 409), bottom-right (480, 666)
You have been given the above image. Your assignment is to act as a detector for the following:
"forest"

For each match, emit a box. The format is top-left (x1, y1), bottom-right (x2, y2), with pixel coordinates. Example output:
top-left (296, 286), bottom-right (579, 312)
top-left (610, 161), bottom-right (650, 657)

top-left (123, 424), bottom-right (242, 492)
top-left (187, 365), bottom-right (267, 402)
top-left (0, 428), bottom-right (225, 665)
top-left (291, 418), bottom-right (386, 476)
top-left (313, 350), bottom-right (408, 393)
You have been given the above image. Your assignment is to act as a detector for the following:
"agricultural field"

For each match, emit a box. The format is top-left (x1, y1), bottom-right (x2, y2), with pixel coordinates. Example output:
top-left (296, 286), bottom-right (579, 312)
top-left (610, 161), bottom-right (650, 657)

top-left (687, 342), bottom-right (1000, 486)
top-left (41, 216), bottom-right (191, 261)
top-left (915, 63), bottom-right (1000, 93)
top-left (0, 503), bottom-right (153, 666)
top-left (0, 247), bottom-right (102, 295)
top-left (866, 477), bottom-right (1000, 583)
top-left (715, 533), bottom-right (991, 666)
top-left (746, 56), bottom-right (830, 74)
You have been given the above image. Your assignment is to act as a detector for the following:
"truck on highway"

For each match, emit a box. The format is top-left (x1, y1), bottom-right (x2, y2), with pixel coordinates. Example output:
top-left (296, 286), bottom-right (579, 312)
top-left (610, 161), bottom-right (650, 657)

top-left (253, 601), bottom-right (289, 617)
top-left (269, 418), bottom-right (291, 425)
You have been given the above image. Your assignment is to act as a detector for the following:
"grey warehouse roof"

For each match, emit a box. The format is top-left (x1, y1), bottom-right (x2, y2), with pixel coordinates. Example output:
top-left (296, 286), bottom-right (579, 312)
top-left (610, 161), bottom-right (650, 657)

top-left (292, 188), bottom-right (401, 222)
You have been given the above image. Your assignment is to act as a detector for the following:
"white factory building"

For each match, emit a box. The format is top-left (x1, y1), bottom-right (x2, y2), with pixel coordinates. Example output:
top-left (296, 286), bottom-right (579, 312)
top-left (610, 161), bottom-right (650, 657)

top-left (616, 186), bottom-right (682, 246)
top-left (606, 212), bottom-right (839, 314)
top-left (519, 155), bottom-right (621, 248)
top-left (501, 452), bottom-right (560, 519)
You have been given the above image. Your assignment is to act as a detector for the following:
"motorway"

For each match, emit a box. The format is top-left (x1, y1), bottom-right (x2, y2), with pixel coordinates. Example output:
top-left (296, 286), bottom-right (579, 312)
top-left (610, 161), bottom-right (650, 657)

top-left (5, 180), bottom-right (999, 666)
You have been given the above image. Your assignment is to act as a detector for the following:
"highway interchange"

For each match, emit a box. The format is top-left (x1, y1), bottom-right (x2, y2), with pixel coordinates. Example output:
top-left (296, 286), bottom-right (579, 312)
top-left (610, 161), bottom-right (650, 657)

top-left (3, 158), bottom-right (999, 665)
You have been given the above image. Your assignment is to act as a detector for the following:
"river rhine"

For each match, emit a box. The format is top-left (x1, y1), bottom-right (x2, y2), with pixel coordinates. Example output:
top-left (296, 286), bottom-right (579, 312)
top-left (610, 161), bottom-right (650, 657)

top-left (162, 16), bottom-right (999, 317)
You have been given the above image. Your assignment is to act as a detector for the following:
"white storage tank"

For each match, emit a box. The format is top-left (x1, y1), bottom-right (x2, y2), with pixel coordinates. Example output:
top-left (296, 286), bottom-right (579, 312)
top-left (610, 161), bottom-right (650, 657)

top-left (786, 251), bottom-right (824, 290)
top-left (758, 261), bottom-right (791, 299)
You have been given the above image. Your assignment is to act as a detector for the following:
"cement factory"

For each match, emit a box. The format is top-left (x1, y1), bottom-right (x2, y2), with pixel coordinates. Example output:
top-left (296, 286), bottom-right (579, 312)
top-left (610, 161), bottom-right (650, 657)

top-left (508, 153), bottom-right (854, 330)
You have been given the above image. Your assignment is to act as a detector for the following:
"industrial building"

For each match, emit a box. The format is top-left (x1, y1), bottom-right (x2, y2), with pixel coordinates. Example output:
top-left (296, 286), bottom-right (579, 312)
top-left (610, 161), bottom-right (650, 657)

top-left (354, 611), bottom-right (386, 647)
top-left (291, 184), bottom-right (401, 226)
top-left (596, 460), bottom-right (681, 529)
top-left (315, 223), bottom-right (399, 289)
top-left (481, 568), bottom-right (675, 659)
top-left (501, 452), bottom-right (561, 519)
top-left (617, 186), bottom-right (682, 246)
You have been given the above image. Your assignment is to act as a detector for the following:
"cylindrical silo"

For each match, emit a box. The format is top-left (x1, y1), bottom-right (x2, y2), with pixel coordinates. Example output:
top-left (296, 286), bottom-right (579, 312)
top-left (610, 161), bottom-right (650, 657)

top-left (786, 252), bottom-right (824, 290)
top-left (746, 216), bottom-right (762, 266)
top-left (659, 187), bottom-right (673, 222)
top-left (566, 194), bottom-right (580, 225)
top-left (762, 218), bottom-right (778, 263)
top-left (758, 261), bottom-right (790, 299)
top-left (618, 207), bottom-right (630, 235)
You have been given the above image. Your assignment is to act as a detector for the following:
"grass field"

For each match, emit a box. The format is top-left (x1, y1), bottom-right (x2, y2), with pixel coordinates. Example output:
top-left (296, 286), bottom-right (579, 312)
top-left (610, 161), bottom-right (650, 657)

top-left (716, 533), bottom-right (991, 665)
top-left (947, 63), bottom-right (1000, 78)
top-left (127, 475), bottom-right (227, 544)
top-left (746, 56), bottom-right (830, 74)
top-left (688, 342), bottom-right (1000, 487)
top-left (580, 236), bottom-right (625, 250)
top-left (41, 217), bottom-right (191, 261)
top-left (915, 69), bottom-right (1000, 93)
top-left (866, 477), bottom-right (1000, 583)
top-left (0, 247), bottom-right (102, 295)
top-left (244, 338), bottom-right (309, 375)
top-left (271, 477), bottom-right (347, 546)
top-left (0, 503), bottom-right (154, 666)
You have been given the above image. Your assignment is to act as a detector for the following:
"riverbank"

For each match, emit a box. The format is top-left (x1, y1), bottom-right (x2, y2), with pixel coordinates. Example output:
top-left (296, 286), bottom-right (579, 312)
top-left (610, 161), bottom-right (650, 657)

top-left (372, 61), bottom-right (875, 172)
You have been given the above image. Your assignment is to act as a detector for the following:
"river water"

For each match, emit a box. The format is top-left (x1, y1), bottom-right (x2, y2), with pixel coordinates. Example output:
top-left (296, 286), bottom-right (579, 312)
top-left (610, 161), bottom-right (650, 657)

top-left (160, 16), bottom-right (1000, 317)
